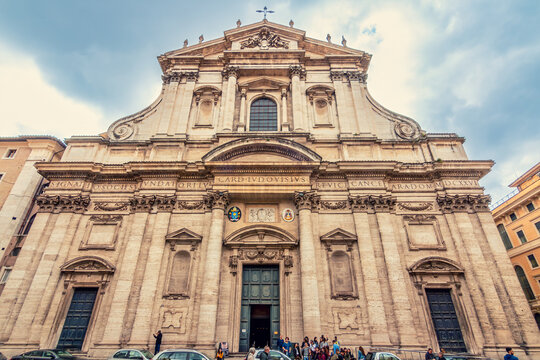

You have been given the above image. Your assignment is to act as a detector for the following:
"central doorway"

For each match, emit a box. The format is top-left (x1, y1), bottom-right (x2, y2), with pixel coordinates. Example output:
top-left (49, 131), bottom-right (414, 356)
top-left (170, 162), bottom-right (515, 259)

top-left (250, 305), bottom-right (271, 348)
top-left (239, 265), bottom-right (279, 352)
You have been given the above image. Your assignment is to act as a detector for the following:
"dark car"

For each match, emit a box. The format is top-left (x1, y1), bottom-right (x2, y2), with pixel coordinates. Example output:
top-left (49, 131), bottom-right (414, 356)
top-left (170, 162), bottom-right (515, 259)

top-left (10, 349), bottom-right (75, 360)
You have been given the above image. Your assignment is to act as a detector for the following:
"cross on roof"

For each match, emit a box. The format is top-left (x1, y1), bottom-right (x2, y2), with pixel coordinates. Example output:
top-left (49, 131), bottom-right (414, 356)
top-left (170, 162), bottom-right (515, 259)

top-left (256, 6), bottom-right (274, 20)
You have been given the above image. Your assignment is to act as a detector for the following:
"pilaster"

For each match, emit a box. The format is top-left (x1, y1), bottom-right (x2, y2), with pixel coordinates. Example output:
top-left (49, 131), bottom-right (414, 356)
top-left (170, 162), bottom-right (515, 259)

top-left (196, 191), bottom-right (230, 346)
top-left (222, 67), bottom-right (239, 131)
top-left (293, 191), bottom-right (322, 337)
top-left (349, 196), bottom-right (391, 345)
top-left (289, 66), bottom-right (306, 131)
top-left (175, 72), bottom-right (199, 135)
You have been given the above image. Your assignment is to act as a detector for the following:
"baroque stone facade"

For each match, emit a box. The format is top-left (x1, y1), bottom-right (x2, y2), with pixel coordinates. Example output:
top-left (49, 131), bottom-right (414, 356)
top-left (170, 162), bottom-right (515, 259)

top-left (0, 20), bottom-right (539, 360)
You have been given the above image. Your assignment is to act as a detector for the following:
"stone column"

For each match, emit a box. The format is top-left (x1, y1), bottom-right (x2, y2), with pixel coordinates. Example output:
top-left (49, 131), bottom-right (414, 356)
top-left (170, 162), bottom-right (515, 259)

top-left (237, 88), bottom-right (247, 132)
top-left (346, 71), bottom-right (373, 135)
top-left (281, 87), bottom-right (290, 131)
top-left (330, 71), bottom-right (355, 135)
top-left (289, 65), bottom-right (305, 131)
top-left (349, 196), bottom-right (391, 345)
top-left (293, 191), bottom-right (322, 337)
top-left (222, 67), bottom-right (239, 131)
top-left (197, 191), bottom-right (230, 346)
top-left (175, 71), bottom-right (199, 135)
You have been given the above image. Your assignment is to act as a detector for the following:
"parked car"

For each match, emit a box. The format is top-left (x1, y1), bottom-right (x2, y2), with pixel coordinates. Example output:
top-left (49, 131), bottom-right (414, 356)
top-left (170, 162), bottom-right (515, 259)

top-left (109, 349), bottom-right (154, 360)
top-left (245, 349), bottom-right (292, 360)
top-left (365, 352), bottom-right (401, 360)
top-left (10, 349), bottom-right (75, 360)
top-left (152, 349), bottom-right (210, 360)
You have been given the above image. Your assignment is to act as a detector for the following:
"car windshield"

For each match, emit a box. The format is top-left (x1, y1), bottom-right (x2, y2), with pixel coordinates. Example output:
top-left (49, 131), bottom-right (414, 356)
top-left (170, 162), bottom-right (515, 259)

top-left (55, 350), bottom-right (73, 358)
top-left (140, 350), bottom-right (153, 359)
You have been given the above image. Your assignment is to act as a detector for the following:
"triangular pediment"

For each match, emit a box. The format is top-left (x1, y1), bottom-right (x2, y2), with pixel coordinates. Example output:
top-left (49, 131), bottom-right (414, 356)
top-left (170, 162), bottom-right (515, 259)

top-left (320, 228), bottom-right (358, 242)
top-left (239, 77), bottom-right (289, 90)
top-left (165, 228), bottom-right (202, 242)
top-left (158, 20), bottom-right (371, 73)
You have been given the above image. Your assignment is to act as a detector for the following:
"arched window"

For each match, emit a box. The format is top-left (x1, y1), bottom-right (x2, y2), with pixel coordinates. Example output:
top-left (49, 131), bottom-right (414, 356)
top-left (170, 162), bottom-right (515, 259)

top-left (249, 97), bottom-right (277, 131)
top-left (514, 265), bottom-right (535, 300)
top-left (497, 224), bottom-right (513, 250)
top-left (168, 251), bottom-right (191, 295)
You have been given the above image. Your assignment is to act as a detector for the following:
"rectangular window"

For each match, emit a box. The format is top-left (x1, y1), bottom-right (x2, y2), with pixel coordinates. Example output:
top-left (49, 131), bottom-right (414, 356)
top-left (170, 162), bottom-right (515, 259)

top-left (536, 221), bottom-right (540, 234)
top-left (517, 230), bottom-right (527, 244)
top-left (510, 212), bottom-right (517, 221)
top-left (529, 254), bottom-right (539, 268)
top-left (527, 202), bottom-right (535, 212)
top-left (0, 268), bottom-right (11, 283)
top-left (4, 149), bottom-right (17, 159)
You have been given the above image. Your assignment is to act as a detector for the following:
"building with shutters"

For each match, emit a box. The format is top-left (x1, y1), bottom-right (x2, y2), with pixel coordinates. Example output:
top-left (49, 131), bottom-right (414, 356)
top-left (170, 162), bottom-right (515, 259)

top-left (0, 136), bottom-right (65, 295)
top-left (492, 162), bottom-right (540, 329)
top-left (0, 20), bottom-right (539, 360)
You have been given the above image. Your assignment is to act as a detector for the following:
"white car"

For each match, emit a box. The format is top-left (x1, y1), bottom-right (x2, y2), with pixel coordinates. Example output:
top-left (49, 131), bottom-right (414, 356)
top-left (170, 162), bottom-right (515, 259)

top-left (365, 352), bottom-right (401, 360)
top-left (109, 349), bottom-right (154, 360)
top-left (152, 349), bottom-right (211, 360)
top-left (246, 349), bottom-right (292, 360)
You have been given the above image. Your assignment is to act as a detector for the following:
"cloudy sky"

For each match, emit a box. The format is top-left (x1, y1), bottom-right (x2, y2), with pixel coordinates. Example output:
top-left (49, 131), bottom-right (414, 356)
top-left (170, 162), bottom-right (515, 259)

top-left (0, 1), bottom-right (538, 202)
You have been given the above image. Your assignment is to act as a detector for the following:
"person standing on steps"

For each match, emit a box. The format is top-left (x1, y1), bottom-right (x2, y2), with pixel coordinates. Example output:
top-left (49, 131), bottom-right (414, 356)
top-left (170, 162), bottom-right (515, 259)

top-left (153, 330), bottom-right (162, 354)
top-left (504, 347), bottom-right (519, 360)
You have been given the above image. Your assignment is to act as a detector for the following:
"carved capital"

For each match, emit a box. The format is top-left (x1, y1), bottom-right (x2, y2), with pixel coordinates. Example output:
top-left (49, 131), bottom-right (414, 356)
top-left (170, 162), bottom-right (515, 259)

top-left (129, 195), bottom-right (177, 213)
top-left (184, 71), bottom-right (199, 82)
top-left (345, 71), bottom-right (367, 83)
top-left (436, 194), bottom-right (491, 213)
top-left (205, 191), bottom-right (230, 210)
top-left (289, 65), bottom-right (306, 80)
top-left (330, 71), bottom-right (345, 81)
top-left (222, 66), bottom-right (239, 80)
top-left (348, 195), bottom-right (396, 213)
top-left (294, 191), bottom-right (320, 211)
top-left (37, 194), bottom-right (90, 213)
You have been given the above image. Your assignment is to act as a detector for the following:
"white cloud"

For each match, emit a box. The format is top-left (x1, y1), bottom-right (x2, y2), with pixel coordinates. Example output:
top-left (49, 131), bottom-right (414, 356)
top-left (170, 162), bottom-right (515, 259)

top-left (0, 42), bottom-right (104, 139)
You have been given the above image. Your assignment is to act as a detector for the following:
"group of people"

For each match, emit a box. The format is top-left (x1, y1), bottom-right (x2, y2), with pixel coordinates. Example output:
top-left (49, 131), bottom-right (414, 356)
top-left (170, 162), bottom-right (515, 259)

top-left (264, 335), bottom-right (366, 360)
top-left (424, 347), bottom-right (446, 360)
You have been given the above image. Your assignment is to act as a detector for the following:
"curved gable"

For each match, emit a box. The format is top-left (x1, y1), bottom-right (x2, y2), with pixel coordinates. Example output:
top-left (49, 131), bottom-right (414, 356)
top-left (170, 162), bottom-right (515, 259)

top-left (202, 137), bottom-right (322, 162)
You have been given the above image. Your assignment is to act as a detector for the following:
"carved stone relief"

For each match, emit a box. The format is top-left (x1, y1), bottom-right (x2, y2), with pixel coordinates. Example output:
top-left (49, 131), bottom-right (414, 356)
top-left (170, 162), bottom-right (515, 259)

top-left (332, 308), bottom-right (362, 334)
top-left (248, 208), bottom-right (276, 223)
top-left (160, 308), bottom-right (186, 333)
top-left (241, 27), bottom-right (289, 50)
top-left (348, 195), bottom-right (396, 213)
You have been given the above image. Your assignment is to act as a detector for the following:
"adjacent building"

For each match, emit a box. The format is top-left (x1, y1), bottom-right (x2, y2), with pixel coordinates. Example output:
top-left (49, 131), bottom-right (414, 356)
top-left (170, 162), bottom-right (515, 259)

top-left (0, 136), bottom-right (65, 294)
top-left (0, 21), bottom-right (539, 360)
top-left (492, 162), bottom-right (540, 328)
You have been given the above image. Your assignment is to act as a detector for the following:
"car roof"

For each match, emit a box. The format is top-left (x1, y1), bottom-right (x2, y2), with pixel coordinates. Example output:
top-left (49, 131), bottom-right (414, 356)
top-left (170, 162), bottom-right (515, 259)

top-left (160, 350), bottom-right (203, 353)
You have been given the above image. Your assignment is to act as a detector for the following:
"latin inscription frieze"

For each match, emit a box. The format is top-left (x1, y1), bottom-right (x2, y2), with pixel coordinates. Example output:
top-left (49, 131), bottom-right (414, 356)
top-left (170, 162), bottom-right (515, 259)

top-left (177, 181), bottom-right (212, 190)
top-left (49, 181), bottom-right (85, 189)
top-left (93, 183), bottom-right (136, 192)
top-left (141, 180), bottom-right (177, 189)
top-left (316, 182), bottom-right (347, 190)
top-left (215, 175), bottom-right (309, 185)
top-left (348, 179), bottom-right (385, 189)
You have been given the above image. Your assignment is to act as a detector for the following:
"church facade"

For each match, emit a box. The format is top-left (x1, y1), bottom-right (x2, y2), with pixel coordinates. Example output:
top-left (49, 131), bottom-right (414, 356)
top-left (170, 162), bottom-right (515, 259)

top-left (0, 20), bottom-right (538, 359)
